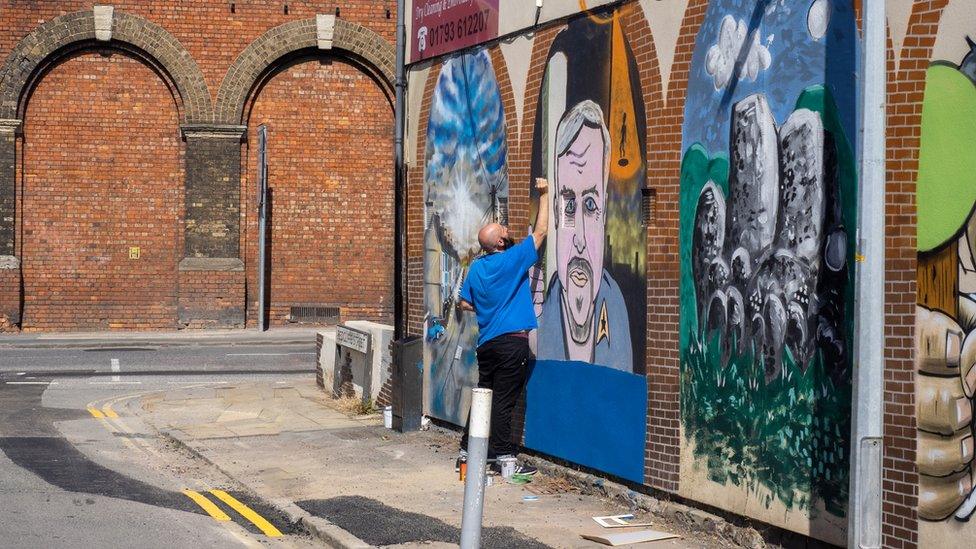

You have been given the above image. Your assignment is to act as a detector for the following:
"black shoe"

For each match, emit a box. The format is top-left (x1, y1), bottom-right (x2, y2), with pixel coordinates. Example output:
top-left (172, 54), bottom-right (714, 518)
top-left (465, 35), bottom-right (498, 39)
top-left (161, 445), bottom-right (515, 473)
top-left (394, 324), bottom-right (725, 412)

top-left (512, 462), bottom-right (538, 476)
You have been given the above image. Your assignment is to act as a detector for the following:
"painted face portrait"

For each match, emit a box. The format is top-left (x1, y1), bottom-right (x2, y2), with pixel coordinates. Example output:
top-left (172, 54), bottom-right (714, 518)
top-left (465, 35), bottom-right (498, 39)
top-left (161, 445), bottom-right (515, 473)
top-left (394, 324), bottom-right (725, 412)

top-left (553, 102), bottom-right (609, 344)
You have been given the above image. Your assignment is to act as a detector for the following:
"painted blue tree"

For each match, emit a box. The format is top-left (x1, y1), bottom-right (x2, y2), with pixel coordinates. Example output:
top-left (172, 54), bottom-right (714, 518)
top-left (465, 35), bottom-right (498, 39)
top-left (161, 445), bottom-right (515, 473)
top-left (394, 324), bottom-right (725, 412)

top-left (422, 49), bottom-right (509, 425)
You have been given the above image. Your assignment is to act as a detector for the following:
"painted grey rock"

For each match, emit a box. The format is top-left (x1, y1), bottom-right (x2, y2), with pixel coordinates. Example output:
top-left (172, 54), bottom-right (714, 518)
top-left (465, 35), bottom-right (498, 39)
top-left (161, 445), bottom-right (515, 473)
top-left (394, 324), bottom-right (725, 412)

top-left (777, 108), bottom-right (825, 269)
top-left (728, 94), bottom-right (779, 261)
top-left (690, 93), bottom-right (848, 382)
top-left (693, 181), bottom-right (727, 327)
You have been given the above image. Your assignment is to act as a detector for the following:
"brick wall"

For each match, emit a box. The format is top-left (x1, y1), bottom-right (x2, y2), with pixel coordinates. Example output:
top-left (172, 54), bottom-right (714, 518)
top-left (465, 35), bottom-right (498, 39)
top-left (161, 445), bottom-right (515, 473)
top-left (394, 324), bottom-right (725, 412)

top-left (883, 2), bottom-right (952, 548)
top-left (0, 1), bottom-right (396, 331)
top-left (405, 63), bottom-right (439, 337)
top-left (0, 1), bottom-right (394, 97)
top-left (20, 50), bottom-right (182, 331)
top-left (244, 56), bottom-right (394, 327)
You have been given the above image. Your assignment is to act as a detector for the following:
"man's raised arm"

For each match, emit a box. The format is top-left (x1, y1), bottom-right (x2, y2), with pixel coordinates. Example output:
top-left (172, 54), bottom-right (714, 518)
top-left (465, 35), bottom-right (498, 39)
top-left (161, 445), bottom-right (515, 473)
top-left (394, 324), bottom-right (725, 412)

top-left (531, 178), bottom-right (549, 250)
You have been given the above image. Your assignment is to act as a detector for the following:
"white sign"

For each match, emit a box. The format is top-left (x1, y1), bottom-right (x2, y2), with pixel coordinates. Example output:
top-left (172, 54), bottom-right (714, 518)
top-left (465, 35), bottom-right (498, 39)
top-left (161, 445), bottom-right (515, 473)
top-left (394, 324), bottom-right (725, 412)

top-left (336, 326), bottom-right (370, 354)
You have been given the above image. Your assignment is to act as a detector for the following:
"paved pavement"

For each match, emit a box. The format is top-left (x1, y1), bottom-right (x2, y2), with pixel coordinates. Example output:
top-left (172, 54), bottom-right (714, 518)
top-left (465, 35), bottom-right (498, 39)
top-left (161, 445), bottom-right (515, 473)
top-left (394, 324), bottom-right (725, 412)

top-left (129, 378), bottom-right (730, 549)
top-left (0, 335), bottom-right (739, 548)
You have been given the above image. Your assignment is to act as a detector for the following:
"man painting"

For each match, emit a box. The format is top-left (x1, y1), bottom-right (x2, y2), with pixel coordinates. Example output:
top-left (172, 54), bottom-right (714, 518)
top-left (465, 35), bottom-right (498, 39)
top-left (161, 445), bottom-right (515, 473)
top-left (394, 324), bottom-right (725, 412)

top-left (536, 100), bottom-right (633, 372)
top-left (455, 177), bottom-right (550, 475)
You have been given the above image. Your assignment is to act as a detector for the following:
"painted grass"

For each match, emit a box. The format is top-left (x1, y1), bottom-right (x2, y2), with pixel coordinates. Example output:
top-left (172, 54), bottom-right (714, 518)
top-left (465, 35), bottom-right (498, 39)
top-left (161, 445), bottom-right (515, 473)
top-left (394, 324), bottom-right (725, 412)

top-left (681, 331), bottom-right (850, 516)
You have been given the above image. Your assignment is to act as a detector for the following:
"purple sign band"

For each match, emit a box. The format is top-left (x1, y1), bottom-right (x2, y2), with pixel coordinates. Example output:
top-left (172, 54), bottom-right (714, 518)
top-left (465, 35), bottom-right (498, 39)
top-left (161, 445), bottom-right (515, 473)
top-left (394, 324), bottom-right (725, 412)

top-left (411, 0), bottom-right (499, 62)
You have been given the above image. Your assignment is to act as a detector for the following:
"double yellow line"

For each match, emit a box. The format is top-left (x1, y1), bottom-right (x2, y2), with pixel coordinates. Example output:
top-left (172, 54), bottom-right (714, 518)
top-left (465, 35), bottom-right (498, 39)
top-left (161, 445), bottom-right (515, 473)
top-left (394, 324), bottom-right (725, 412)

top-left (183, 489), bottom-right (282, 537)
top-left (87, 403), bottom-right (119, 418)
top-left (84, 389), bottom-right (282, 538)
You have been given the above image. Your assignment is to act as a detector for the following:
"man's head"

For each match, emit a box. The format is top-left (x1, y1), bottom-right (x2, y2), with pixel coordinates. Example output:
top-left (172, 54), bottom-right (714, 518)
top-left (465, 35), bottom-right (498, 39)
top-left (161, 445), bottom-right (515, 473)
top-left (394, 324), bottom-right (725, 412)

top-left (478, 223), bottom-right (514, 253)
top-left (553, 100), bottom-right (610, 344)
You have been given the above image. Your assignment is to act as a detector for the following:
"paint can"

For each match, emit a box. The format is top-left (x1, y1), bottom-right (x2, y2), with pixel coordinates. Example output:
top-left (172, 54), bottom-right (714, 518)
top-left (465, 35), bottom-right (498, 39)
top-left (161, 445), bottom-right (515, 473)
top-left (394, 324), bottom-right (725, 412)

top-left (383, 406), bottom-right (393, 429)
top-left (498, 457), bottom-right (517, 479)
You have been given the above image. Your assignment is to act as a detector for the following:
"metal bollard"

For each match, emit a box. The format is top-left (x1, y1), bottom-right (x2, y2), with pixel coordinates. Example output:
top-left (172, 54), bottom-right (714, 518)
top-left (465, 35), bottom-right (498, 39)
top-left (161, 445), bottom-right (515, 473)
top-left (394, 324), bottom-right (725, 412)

top-left (460, 388), bottom-right (492, 549)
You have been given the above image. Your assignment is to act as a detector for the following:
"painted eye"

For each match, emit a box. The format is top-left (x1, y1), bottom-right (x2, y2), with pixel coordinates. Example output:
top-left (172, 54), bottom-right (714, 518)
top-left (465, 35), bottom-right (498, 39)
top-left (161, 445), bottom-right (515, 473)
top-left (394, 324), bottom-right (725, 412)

top-left (565, 198), bottom-right (577, 216)
top-left (584, 197), bottom-right (598, 213)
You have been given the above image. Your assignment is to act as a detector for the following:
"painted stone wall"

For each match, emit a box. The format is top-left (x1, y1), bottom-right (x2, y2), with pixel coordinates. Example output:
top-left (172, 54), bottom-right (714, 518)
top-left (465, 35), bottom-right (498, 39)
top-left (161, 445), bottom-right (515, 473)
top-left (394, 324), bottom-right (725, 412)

top-left (677, 0), bottom-right (857, 544)
top-left (912, 0), bottom-right (976, 546)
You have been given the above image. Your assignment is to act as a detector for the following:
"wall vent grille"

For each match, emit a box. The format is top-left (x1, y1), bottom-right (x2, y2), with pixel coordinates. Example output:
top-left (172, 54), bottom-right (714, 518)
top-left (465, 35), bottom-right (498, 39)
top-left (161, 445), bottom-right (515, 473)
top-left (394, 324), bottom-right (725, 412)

top-left (289, 305), bottom-right (340, 324)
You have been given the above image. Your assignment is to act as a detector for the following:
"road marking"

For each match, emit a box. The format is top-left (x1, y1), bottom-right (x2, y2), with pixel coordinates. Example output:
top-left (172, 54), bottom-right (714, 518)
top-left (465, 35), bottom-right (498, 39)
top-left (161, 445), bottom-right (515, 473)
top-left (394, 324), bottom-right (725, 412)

top-left (111, 358), bottom-right (120, 382)
top-left (89, 381), bottom-right (142, 385)
top-left (225, 352), bottom-right (315, 357)
top-left (183, 490), bottom-right (231, 521)
top-left (87, 407), bottom-right (105, 419)
top-left (4, 381), bottom-right (51, 385)
top-left (166, 381), bottom-right (228, 385)
top-left (209, 490), bottom-right (283, 537)
top-left (102, 404), bottom-right (119, 418)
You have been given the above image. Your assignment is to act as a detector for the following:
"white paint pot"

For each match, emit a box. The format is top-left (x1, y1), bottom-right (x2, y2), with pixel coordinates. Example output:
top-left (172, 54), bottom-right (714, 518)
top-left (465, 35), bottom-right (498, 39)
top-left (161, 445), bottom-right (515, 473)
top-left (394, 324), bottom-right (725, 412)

top-left (498, 457), bottom-right (517, 479)
top-left (383, 405), bottom-right (393, 429)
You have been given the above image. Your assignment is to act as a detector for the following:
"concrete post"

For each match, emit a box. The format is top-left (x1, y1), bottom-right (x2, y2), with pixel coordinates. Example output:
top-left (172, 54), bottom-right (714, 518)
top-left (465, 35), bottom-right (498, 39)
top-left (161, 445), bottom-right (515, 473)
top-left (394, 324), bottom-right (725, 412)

top-left (460, 388), bottom-right (492, 549)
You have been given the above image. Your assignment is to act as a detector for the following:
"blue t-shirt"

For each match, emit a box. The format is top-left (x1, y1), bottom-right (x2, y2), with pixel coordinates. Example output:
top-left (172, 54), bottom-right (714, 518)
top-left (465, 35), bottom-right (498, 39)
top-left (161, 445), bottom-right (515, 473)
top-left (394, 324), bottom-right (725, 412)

top-left (460, 235), bottom-right (539, 347)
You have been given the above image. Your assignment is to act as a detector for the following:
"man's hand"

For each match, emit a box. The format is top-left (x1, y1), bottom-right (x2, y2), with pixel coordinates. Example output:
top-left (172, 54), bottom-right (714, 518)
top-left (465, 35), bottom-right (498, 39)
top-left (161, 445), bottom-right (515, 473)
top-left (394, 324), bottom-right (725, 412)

top-left (458, 299), bottom-right (475, 313)
top-left (532, 178), bottom-right (549, 249)
top-left (535, 177), bottom-right (549, 195)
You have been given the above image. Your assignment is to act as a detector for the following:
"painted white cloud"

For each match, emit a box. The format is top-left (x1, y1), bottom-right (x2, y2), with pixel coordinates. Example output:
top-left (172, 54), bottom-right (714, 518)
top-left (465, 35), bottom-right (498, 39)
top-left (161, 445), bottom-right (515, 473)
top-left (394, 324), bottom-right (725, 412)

top-left (807, 0), bottom-right (830, 41)
top-left (705, 15), bottom-right (772, 90)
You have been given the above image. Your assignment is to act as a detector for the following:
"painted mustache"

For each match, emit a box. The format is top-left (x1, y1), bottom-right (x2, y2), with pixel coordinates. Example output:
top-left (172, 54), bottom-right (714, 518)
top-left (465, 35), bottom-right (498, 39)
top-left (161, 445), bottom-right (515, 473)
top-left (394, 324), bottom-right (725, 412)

top-left (567, 256), bottom-right (593, 288)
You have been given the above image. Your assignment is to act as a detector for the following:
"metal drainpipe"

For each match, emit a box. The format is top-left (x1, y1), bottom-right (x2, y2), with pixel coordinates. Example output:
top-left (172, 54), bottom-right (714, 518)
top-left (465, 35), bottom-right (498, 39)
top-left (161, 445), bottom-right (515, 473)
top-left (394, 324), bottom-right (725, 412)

top-left (849, 0), bottom-right (886, 547)
top-left (393, 0), bottom-right (407, 341)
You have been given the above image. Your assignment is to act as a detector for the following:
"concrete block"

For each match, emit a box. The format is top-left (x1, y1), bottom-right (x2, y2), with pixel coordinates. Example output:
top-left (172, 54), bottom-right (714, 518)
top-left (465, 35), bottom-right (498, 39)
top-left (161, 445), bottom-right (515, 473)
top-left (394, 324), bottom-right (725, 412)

top-left (93, 5), bottom-right (113, 42)
top-left (345, 320), bottom-right (394, 403)
top-left (317, 330), bottom-right (337, 393)
top-left (316, 14), bottom-right (335, 50)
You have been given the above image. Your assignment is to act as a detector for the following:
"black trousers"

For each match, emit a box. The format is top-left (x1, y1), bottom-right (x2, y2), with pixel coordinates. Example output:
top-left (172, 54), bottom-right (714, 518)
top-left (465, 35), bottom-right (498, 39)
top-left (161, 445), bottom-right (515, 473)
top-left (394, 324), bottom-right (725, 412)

top-left (460, 333), bottom-right (533, 457)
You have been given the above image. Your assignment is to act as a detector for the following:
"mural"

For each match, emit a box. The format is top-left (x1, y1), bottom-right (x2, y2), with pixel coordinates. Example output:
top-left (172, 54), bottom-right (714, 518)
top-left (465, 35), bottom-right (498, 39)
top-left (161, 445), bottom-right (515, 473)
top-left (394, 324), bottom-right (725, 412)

top-left (521, 4), bottom-right (648, 484)
top-left (529, 7), bottom-right (647, 374)
top-left (915, 36), bottom-right (976, 538)
top-left (678, 0), bottom-right (857, 542)
top-left (422, 48), bottom-right (509, 425)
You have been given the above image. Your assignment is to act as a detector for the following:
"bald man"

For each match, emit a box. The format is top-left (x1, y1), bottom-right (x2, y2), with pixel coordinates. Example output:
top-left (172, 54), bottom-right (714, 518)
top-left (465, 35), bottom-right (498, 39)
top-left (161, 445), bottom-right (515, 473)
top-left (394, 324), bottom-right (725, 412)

top-left (456, 177), bottom-right (549, 476)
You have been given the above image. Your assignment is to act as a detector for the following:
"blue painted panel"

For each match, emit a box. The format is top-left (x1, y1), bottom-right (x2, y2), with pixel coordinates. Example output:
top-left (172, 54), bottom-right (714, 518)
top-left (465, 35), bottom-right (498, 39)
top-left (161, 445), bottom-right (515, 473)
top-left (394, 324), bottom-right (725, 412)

top-left (523, 359), bottom-right (646, 484)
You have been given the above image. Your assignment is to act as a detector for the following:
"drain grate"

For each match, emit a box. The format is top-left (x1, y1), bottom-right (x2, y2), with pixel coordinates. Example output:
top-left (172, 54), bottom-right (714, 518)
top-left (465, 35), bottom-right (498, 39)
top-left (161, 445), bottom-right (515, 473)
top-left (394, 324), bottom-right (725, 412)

top-left (289, 305), bottom-right (340, 324)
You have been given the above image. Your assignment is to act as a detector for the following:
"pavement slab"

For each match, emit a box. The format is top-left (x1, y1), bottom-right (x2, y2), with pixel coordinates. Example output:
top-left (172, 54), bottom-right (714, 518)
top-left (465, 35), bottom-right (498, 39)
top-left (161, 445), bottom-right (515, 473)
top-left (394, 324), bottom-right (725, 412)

top-left (128, 379), bottom-right (734, 549)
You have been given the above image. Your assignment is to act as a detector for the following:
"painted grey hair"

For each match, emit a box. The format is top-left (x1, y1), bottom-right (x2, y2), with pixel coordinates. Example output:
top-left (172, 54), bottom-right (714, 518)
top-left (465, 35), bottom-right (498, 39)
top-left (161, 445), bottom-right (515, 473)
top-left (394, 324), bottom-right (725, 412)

top-left (554, 99), bottom-right (611, 189)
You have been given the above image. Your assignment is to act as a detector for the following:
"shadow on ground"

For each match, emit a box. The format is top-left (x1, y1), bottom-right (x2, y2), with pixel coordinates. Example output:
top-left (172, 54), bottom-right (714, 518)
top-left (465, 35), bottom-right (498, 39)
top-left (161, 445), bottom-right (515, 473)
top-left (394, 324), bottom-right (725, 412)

top-left (297, 495), bottom-right (552, 548)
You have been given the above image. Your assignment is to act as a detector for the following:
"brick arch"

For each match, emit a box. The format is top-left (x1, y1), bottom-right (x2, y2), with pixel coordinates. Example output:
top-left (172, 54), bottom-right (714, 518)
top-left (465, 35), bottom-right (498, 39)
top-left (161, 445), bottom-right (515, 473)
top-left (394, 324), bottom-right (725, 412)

top-left (0, 10), bottom-right (212, 123)
top-left (214, 18), bottom-right (395, 125)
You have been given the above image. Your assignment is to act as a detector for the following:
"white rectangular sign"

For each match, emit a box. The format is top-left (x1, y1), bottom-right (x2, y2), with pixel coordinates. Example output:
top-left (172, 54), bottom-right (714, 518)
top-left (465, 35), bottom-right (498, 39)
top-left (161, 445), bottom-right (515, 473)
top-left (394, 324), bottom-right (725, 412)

top-left (336, 326), bottom-right (370, 354)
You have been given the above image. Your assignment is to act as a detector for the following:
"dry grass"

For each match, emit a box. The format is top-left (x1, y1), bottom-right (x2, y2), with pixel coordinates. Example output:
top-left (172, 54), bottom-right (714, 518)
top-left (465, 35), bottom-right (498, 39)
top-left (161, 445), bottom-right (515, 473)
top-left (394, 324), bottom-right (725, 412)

top-left (334, 395), bottom-right (378, 416)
